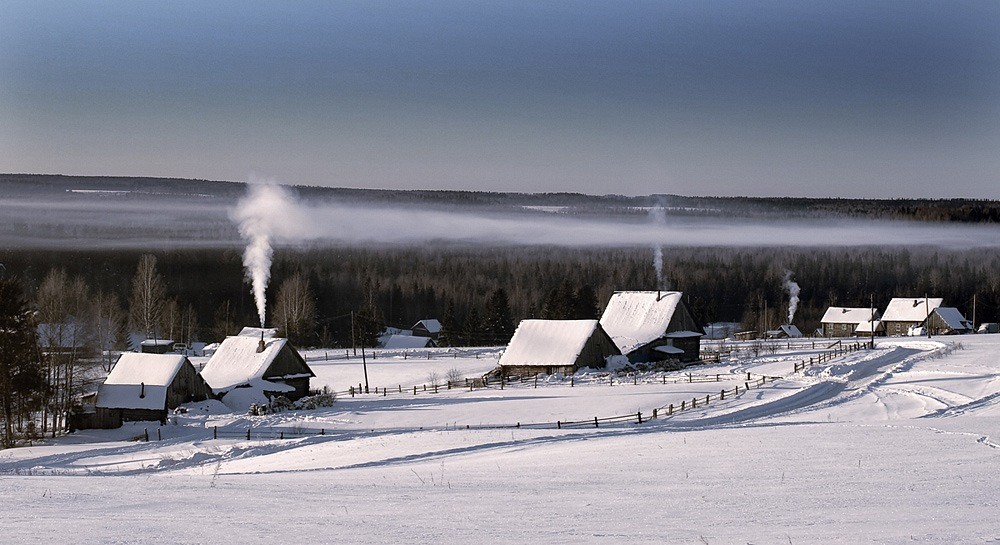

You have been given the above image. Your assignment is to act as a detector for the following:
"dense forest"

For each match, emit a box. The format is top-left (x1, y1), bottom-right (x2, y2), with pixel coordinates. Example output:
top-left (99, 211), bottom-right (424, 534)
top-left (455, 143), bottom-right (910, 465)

top-left (3, 244), bottom-right (998, 348)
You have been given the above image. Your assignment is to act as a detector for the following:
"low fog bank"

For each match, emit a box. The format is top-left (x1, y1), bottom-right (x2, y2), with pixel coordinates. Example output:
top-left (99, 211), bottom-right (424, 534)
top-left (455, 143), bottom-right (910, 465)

top-left (2, 187), bottom-right (998, 250)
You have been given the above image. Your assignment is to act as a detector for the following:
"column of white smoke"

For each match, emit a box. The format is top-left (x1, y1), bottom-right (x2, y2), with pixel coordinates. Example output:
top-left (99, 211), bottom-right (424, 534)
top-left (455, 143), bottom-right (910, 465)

top-left (232, 182), bottom-right (299, 328)
top-left (650, 204), bottom-right (667, 289)
top-left (783, 270), bottom-right (801, 324)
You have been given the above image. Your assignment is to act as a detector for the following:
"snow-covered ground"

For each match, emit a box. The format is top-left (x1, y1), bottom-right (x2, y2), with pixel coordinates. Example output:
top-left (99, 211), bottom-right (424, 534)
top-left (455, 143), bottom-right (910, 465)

top-left (3, 336), bottom-right (1000, 544)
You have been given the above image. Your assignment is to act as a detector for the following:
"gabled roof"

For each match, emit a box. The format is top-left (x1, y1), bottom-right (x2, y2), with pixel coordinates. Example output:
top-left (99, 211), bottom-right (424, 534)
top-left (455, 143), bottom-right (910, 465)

top-left (382, 334), bottom-right (434, 349)
top-left (499, 320), bottom-right (605, 367)
top-left (412, 319), bottom-right (442, 334)
top-left (599, 291), bottom-right (697, 354)
top-left (855, 320), bottom-right (883, 334)
top-left (821, 307), bottom-right (879, 324)
top-left (932, 307), bottom-right (972, 330)
top-left (199, 336), bottom-right (312, 394)
top-left (882, 297), bottom-right (944, 323)
top-left (96, 353), bottom-right (188, 410)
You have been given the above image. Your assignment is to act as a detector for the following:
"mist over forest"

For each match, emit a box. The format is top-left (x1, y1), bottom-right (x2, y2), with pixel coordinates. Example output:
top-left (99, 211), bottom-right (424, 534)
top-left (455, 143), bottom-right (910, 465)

top-left (2, 175), bottom-right (999, 347)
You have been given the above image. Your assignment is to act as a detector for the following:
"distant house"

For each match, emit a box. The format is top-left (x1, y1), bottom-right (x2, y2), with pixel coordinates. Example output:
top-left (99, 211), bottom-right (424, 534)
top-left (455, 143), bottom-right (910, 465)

top-left (599, 291), bottom-right (704, 364)
top-left (200, 335), bottom-right (315, 401)
top-left (497, 319), bottom-right (620, 376)
top-left (92, 353), bottom-right (212, 429)
top-left (766, 324), bottom-right (803, 339)
top-left (820, 307), bottom-right (881, 337)
top-left (881, 297), bottom-right (944, 336)
top-left (411, 319), bottom-right (442, 340)
top-left (382, 334), bottom-right (436, 349)
top-left (925, 307), bottom-right (973, 335)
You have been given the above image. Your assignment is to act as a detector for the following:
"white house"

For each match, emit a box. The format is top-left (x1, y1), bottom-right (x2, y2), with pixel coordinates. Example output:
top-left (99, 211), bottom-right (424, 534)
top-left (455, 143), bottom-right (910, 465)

top-left (497, 319), bottom-right (620, 376)
top-left (881, 297), bottom-right (944, 336)
top-left (200, 335), bottom-right (314, 402)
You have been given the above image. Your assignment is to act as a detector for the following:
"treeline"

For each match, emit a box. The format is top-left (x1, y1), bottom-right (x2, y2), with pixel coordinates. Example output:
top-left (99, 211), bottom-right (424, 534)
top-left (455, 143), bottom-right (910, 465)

top-left (3, 245), bottom-right (999, 350)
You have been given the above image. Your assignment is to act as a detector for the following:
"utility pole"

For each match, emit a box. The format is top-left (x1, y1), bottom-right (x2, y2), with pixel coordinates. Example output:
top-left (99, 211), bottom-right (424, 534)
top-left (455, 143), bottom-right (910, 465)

top-left (973, 293), bottom-right (977, 331)
top-left (351, 310), bottom-right (356, 356)
top-left (361, 342), bottom-right (369, 394)
top-left (925, 294), bottom-right (931, 339)
top-left (870, 293), bottom-right (876, 349)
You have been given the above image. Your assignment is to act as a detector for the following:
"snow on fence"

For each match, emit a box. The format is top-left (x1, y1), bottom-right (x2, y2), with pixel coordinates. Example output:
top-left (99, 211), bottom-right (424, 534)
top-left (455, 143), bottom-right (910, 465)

top-left (791, 341), bottom-right (866, 373)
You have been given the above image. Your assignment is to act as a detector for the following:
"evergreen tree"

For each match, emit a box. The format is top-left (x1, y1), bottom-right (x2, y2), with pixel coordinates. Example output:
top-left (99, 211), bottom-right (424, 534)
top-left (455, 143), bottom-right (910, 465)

top-left (484, 288), bottom-right (514, 344)
top-left (463, 306), bottom-right (483, 347)
top-left (0, 277), bottom-right (47, 448)
top-left (438, 300), bottom-right (457, 347)
top-left (572, 284), bottom-right (600, 319)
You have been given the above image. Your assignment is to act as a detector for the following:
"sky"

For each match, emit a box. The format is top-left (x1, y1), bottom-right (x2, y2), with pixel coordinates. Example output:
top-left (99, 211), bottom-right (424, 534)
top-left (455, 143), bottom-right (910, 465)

top-left (2, 1), bottom-right (999, 198)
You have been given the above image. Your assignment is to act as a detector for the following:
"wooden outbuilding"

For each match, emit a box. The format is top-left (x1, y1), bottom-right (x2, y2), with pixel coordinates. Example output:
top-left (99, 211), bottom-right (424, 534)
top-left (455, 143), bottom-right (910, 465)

top-left (92, 353), bottom-right (212, 429)
top-left (497, 319), bottom-right (620, 376)
top-left (411, 319), bottom-right (442, 341)
top-left (599, 291), bottom-right (704, 364)
top-left (820, 307), bottom-right (881, 337)
top-left (199, 334), bottom-right (315, 401)
top-left (881, 297), bottom-right (943, 336)
top-left (925, 307), bottom-right (973, 335)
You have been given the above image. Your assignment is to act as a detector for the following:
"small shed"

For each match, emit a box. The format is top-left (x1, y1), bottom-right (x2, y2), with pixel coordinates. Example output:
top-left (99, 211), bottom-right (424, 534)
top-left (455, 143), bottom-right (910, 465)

top-left (881, 297), bottom-right (944, 337)
top-left (766, 324), bottom-right (803, 339)
top-left (140, 339), bottom-right (175, 354)
top-left (599, 291), bottom-right (704, 364)
top-left (411, 319), bottom-right (442, 340)
top-left (199, 335), bottom-right (315, 401)
top-left (855, 320), bottom-right (885, 336)
top-left (497, 319), bottom-right (620, 376)
top-left (93, 353), bottom-right (211, 429)
top-left (926, 307), bottom-right (973, 335)
top-left (820, 307), bottom-right (880, 337)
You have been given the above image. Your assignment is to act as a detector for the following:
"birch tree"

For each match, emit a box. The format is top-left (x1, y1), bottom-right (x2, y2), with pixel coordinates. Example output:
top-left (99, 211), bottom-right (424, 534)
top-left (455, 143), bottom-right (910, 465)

top-left (129, 254), bottom-right (167, 339)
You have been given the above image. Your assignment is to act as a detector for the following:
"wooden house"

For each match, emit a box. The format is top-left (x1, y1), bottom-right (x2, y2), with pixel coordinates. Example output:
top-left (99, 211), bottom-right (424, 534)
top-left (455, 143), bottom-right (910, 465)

top-left (766, 324), bottom-right (803, 339)
top-left (820, 307), bottom-right (880, 337)
top-left (382, 334), bottom-right (437, 349)
top-left (92, 353), bottom-right (211, 429)
top-left (881, 297), bottom-right (943, 336)
top-left (411, 319), bottom-right (442, 341)
top-left (497, 319), bottom-right (620, 376)
top-left (925, 307), bottom-right (973, 335)
top-left (599, 291), bottom-right (704, 364)
top-left (199, 335), bottom-right (315, 401)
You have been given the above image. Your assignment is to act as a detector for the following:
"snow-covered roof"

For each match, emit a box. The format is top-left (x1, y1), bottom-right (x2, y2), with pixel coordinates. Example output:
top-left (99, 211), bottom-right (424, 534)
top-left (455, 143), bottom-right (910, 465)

top-left (599, 291), bottom-right (691, 354)
top-left (200, 336), bottom-right (304, 394)
top-left (821, 307), bottom-right (878, 324)
top-left (498, 320), bottom-right (601, 367)
top-left (238, 327), bottom-right (278, 338)
top-left (881, 297), bottom-right (943, 323)
top-left (412, 319), bottom-right (442, 334)
top-left (932, 307), bottom-right (971, 330)
top-left (767, 325), bottom-right (803, 338)
top-left (382, 334), bottom-right (434, 349)
top-left (855, 320), bottom-right (883, 334)
top-left (140, 339), bottom-right (174, 347)
top-left (654, 345), bottom-right (685, 355)
top-left (96, 353), bottom-right (188, 410)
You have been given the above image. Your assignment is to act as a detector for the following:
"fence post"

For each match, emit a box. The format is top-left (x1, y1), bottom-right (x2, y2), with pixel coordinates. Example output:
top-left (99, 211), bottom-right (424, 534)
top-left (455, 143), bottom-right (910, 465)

top-left (652, 408), bottom-right (658, 419)
top-left (705, 395), bottom-right (710, 405)
top-left (746, 372), bottom-right (751, 381)
top-left (414, 385), bottom-right (417, 395)
top-left (213, 426), bottom-right (217, 440)
top-left (637, 411), bottom-right (642, 424)
top-left (668, 404), bottom-right (673, 415)
top-left (434, 384), bottom-right (438, 394)
top-left (681, 400), bottom-right (686, 410)
top-left (662, 375), bottom-right (666, 385)
top-left (280, 431), bottom-right (284, 440)
top-left (734, 385), bottom-right (739, 395)
top-left (320, 428), bottom-right (325, 435)
top-left (144, 428), bottom-right (149, 442)
top-left (692, 397), bottom-right (697, 408)
top-left (534, 374), bottom-right (538, 388)
top-left (720, 389), bottom-right (725, 400)
top-left (399, 385), bottom-right (402, 393)
top-left (350, 386), bottom-right (354, 397)
top-left (594, 417), bottom-right (599, 428)
top-left (634, 375), bottom-right (637, 385)
top-left (246, 428), bottom-right (250, 440)
top-left (745, 381), bottom-right (750, 390)
top-left (384, 388), bottom-right (387, 397)
top-left (688, 373), bottom-right (692, 383)
top-left (557, 421), bottom-right (561, 429)
top-left (157, 428), bottom-right (161, 441)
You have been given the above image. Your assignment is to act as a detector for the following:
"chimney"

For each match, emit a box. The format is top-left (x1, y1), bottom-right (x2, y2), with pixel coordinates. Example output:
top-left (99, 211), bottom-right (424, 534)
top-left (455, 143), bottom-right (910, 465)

top-left (139, 382), bottom-right (145, 399)
top-left (257, 331), bottom-right (266, 353)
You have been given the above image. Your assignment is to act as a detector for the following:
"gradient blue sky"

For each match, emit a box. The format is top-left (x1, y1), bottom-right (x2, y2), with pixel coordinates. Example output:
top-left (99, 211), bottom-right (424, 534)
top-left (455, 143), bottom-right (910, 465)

top-left (2, 1), bottom-right (999, 197)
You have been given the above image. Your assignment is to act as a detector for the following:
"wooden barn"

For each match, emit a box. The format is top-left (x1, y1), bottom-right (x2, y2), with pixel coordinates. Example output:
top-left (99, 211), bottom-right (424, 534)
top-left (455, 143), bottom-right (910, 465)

top-left (411, 319), bottom-right (442, 341)
top-left (497, 319), bottom-right (620, 376)
top-left (925, 307), bottom-right (973, 335)
top-left (199, 334), bottom-right (315, 401)
top-left (821, 307), bottom-right (880, 337)
top-left (881, 297), bottom-right (943, 336)
top-left (599, 291), bottom-right (704, 364)
top-left (382, 334), bottom-right (437, 349)
top-left (766, 324), bottom-right (803, 339)
top-left (91, 353), bottom-right (212, 429)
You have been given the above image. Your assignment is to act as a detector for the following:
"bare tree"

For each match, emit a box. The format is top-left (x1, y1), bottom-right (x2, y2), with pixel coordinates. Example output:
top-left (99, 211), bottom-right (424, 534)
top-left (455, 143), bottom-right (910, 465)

top-left (35, 269), bottom-right (90, 435)
top-left (212, 300), bottom-right (237, 342)
top-left (90, 291), bottom-right (124, 372)
top-left (272, 272), bottom-right (317, 346)
top-left (129, 254), bottom-right (167, 339)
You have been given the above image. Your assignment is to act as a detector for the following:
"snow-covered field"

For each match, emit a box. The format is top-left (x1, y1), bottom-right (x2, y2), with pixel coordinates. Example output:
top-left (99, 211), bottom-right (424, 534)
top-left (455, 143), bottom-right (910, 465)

top-left (3, 336), bottom-right (1000, 544)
